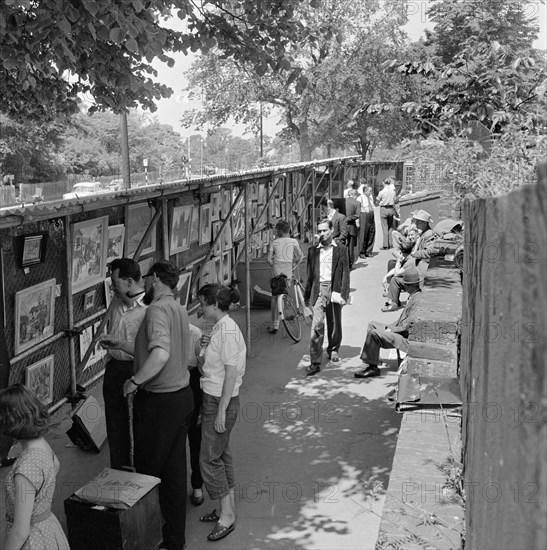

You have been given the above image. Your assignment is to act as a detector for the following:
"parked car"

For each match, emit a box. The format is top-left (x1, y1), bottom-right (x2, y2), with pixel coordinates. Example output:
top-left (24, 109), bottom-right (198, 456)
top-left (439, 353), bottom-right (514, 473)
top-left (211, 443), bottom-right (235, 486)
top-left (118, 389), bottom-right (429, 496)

top-left (62, 182), bottom-right (110, 200)
top-left (109, 179), bottom-right (124, 191)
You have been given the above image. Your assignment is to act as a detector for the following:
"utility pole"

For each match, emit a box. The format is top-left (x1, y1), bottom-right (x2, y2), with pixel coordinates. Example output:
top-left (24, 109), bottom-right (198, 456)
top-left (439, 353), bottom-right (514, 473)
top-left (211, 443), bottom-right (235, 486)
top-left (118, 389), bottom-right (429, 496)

top-left (259, 102), bottom-right (264, 158)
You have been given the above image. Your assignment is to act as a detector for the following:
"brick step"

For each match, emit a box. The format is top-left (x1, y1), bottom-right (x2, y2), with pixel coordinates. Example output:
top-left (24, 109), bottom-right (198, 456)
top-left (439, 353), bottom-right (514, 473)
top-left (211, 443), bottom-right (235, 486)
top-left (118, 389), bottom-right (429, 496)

top-left (403, 356), bottom-right (457, 378)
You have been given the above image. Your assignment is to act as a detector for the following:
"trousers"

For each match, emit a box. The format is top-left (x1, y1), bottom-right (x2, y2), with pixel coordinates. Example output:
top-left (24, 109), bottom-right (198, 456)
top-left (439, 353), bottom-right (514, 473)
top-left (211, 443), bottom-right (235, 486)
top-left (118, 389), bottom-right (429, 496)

top-left (310, 283), bottom-right (343, 364)
top-left (380, 206), bottom-right (396, 248)
top-left (360, 321), bottom-right (409, 366)
top-left (134, 386), bottom-right (194, 550)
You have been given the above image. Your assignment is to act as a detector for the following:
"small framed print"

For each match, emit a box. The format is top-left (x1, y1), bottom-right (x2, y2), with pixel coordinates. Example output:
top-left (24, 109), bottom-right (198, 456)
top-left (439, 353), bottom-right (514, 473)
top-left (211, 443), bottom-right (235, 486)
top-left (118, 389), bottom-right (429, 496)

top-left (222, 251), bottom-right (232, 284)
top-left (221, 189), bottom-right (231, 218)
top-left (169, 205), bottom-right (193, 255)
top-left (199, 204), bottom-right (212, 246)
top-left (17, 232), bottom-right (48, 268)
top-left (125, 203), bottom-right (157, 257)
top-left (189, 205), bottom-right (200, 243)
top-left (176, 271), bottom-right (192, 307)
top-left (210, 192), bottom-right (221, 222)
top-left (211, 221), bottom-right (222, 257)
top-left (26, 355), bottom-right (54, 404)
top-left (83, 290), bottom-right (96, 311)
top-left (221, 221), bottom-right (233, 251)
top-left (249, 182), bottom-right (258, 201)
top-left (104, 277), bottom-right (115, 308)
top-left (106, 224), bottom-right (125, 265)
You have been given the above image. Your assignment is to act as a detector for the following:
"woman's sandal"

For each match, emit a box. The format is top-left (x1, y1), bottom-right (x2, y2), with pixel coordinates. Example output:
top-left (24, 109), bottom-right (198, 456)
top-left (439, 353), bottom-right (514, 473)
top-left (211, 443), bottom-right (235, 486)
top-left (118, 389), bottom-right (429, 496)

top-left (199, 509), bottom-right (219, 522)
top-left (207, 521), bottom-right (235, 541)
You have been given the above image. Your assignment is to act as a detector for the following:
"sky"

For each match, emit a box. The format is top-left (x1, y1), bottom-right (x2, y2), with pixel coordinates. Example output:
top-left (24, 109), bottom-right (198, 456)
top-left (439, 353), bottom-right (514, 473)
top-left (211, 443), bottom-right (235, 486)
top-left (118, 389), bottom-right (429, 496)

top-left (150, 1), bottom-right (547, 138)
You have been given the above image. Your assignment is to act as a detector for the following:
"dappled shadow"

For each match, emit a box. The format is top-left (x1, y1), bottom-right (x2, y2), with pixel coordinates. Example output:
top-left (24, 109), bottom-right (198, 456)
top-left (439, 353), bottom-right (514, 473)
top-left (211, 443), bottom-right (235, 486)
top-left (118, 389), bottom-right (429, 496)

top-left (424, 271), bottom-right (461, 290)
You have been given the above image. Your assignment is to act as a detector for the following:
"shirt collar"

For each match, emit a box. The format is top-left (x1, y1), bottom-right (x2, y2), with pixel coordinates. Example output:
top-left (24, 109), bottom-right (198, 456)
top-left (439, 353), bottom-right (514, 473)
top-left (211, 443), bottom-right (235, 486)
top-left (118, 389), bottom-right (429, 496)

top-left (152, 288), bottom-right (174, 303)
top-left (317, 240), bottom-right (338, 249)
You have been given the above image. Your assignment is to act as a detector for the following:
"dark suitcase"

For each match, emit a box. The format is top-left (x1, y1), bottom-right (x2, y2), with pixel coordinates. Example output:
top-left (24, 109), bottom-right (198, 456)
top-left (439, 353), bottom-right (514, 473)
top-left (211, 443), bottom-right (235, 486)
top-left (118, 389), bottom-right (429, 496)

top-left (64, 485), bottom-right (162, 550)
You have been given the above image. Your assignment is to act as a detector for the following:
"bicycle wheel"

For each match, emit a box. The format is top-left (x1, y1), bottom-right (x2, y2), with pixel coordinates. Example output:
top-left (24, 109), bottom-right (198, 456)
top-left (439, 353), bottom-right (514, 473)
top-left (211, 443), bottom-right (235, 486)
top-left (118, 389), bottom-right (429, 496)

top-left (281, 294), bottom-right (302, 343)
top-left (294, 283), bottom-right (313, 327)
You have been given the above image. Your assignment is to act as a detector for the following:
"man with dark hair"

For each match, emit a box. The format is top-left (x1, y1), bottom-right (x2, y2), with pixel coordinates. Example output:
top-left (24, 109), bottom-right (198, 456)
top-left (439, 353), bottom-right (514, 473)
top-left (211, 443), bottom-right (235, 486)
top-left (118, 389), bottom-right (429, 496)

top-left (357, 184), bottom-right (376, 258)
top-left (304, 219), bottom-right (350, 376)
top-left (354, 266), bottom-right (423, 378)
top-left (98, 258), bottom-right (146, 470)
top-left (344, 188), bottom-right (361, 269)
top-left (326, 199), bottom-right (347, 245)
top-left (120, 259), bottom-right (193, 550)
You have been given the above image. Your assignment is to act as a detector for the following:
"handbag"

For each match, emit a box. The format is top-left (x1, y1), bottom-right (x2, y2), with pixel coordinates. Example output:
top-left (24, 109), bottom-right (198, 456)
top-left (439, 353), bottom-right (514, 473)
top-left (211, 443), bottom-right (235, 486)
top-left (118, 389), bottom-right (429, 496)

top-left (270, 274), bottom-right (288, 296)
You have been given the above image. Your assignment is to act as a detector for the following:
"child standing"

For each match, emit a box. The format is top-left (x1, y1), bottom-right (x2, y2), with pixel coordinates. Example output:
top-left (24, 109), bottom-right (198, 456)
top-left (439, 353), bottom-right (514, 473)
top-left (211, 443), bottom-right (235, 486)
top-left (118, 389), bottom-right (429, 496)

top-left (0, 384), bottom-right (69, 550)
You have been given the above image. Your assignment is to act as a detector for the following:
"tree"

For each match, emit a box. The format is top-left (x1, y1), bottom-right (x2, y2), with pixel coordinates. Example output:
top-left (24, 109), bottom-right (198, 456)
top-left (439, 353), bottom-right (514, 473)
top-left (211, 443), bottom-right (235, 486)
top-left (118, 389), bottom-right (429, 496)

top-left (181, 0), bottom-right (410, 161)
top-left (0, 0), bottom-right (314, 121)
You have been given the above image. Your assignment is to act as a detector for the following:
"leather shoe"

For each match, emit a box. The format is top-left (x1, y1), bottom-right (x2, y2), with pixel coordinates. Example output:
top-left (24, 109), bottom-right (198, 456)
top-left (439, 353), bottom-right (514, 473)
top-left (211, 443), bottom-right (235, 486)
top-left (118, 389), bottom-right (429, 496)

top-left (268, 327), bottom-right (278, 334)
top-left (381, 304), bottom-right (401, 312)
top-left (306, 364), bottom-right (321, 376)
top-left (190, 493), bottom-right (205, 506)
top-left (354, 366), bottom-right (381, 378)
top-left (329, 351), bottom-right (340, 362)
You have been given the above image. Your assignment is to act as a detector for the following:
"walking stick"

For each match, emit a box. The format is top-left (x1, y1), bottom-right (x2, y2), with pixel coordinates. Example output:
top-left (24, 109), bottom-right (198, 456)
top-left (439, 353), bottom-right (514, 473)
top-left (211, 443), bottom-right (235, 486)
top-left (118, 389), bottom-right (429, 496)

top-left (124, 393), bottom-right (136, 472)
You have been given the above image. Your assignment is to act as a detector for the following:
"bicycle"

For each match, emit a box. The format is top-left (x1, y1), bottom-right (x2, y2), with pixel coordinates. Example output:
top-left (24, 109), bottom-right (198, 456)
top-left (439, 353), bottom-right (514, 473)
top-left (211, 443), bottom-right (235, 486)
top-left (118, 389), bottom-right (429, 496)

top-left (275, 265), bottom-right (313, 343)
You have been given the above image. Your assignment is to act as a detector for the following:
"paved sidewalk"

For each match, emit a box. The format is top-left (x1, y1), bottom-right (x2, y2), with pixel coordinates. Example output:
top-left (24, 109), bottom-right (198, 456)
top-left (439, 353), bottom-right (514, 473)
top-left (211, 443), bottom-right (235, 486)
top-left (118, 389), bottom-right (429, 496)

top-left (2, 212), bottom-right (411, 550)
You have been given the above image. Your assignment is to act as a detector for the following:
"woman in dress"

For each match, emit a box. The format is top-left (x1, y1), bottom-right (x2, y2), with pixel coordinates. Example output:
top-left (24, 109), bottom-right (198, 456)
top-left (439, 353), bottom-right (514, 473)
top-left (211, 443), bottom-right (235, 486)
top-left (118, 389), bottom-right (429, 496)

top-left (0, 384), bottom-right (69, 550)
top-left (196, 283), bottom-right (246, 542)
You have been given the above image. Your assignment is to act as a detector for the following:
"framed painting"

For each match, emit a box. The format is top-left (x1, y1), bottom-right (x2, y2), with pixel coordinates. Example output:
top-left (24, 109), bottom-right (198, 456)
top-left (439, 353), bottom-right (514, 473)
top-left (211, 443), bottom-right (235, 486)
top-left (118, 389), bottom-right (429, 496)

top-left (26, 355), bottom-right (54, 404)
top-left (176, 271), bottom-right (192, 307)
top-left (125, 203), bottom-right (157, 257)
top-left (15, 278), bottom-right (56, 356)
top-left (213, 257), bottom-right (222, 283)
top-left (106, 224), bottom-right (125, 266)
top-left (221, 189), bottom-right (231, 219)
top-left (71, 216), bottom-right (108, 294)
top-left (16, 232), bottom-right (48, 268)
top-left (221, 221), bottom-right (233, 251)
top-left (189, 205), bottom-right (200, 243)
top-left (210, 192), bottom-right (221, 222)
top-left (104, 277), bottom-right (115, 308)
top-left (231, 193), bottom-right (246, 242)
top-left (199, 204), bottom-right (212, 246)
top-left (170, 205), bottom-right (193, 255)
top-left (211, 220), bottom-right (222, 256)
top-left (249, 182), bottom-right (258, 201)
top-left (221, 251), bottom-right (232, 284)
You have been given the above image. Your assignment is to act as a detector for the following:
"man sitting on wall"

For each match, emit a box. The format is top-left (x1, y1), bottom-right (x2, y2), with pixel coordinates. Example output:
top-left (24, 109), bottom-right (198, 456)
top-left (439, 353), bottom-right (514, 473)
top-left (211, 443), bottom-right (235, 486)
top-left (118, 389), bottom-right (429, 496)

top-left (354, 266), bottom-right (423, 378)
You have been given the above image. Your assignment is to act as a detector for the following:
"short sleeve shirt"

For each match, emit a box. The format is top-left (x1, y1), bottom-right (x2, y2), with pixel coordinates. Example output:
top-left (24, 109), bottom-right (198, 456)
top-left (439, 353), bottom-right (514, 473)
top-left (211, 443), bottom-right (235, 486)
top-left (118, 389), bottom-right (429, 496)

top-left (201, 315), bottom-right (246, 397)
top-left (107, 296), bottom-right (147, 361)
top-left (269, 237), bottom-right (303, 277)
top-left (133, 290), bottom-right (190, 392)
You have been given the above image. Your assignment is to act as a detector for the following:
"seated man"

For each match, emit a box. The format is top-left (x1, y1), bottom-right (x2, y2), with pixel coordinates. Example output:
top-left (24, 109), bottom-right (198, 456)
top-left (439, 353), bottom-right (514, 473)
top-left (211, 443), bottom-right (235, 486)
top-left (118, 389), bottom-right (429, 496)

top-left (355, 266), bottom-right (423, 378)
top-left (381, 240), bottom-right (414, 304)
top-left (410, 209), bottom-right (437, 278)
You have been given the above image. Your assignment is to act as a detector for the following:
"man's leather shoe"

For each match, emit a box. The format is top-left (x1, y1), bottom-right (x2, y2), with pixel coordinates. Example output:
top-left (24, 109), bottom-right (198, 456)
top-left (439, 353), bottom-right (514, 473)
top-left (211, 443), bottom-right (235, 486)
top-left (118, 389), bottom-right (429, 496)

top-left (381, 303), bottom-right (401, 312)
top-left (354, 366), bottom-right (381, 378)
top-left (306, 364), bottom-right (321, 376)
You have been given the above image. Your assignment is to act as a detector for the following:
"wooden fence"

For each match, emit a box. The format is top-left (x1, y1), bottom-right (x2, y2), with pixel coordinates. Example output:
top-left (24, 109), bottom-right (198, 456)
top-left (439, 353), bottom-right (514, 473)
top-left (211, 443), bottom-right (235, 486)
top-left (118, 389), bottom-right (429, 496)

top-left (460, 177), bottom-right (546, 549)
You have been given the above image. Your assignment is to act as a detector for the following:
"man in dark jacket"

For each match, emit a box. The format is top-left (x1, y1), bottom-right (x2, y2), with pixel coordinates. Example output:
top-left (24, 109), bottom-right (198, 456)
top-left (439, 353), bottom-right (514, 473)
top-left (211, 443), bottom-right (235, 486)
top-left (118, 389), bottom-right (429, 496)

top-left (304, 219), bottom-right (350, 376)
top-left (344, 189), bottom-right (361, 269)
top-left (326, 199), bottom-right (347, 245)
top-left (354, 266), bottom-right (423, 378)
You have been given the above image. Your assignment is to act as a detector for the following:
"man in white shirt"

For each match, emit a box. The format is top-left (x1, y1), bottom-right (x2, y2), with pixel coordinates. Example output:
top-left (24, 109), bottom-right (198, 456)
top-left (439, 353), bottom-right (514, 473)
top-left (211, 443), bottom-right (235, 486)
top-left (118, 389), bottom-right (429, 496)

top-left (377, 178), bottom-right (397, 249)
top-left (98, 258), bottom-right (147, 470)
top-left (304, 219), bottom-right (350, 376)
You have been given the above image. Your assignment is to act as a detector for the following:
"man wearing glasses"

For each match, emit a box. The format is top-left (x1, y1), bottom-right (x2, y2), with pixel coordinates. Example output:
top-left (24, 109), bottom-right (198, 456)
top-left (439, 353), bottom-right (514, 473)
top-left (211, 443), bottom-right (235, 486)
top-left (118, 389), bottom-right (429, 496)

top-left (122, 260), bottom-right (193, 550)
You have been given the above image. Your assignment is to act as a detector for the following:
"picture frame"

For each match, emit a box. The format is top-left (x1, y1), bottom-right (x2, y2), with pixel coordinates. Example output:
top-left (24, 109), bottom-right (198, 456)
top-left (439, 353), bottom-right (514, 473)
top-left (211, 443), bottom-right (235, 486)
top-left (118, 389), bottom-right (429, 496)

top-left (222, 251), bottom-right (232, 284)
top-left (17, 232), bottom-right (48, 268)
top-left (138, 258), bottom-right (154, 278)
top-left (221, 221), bottom-right (233, 251)
top-left (211, 220), bottom-right (222, 256)
top-left (189, 205), bottom-right (200, 243)
top-left (125, 203), bottom-right (157, 257)
top-left (26, 355), bottom-right (54, 404)
top-left (176, 271), bottom-right (192, 307)
top-left (210, 192), bottom-right (221, 222)
top-left (71, 216), bottom-right (108, 294)
top-left (169, 205), bottom-right (193, 255)
top-left (249, 182), bottom-right (258, 201)
top-left (104, 277), bottom-right (114, 308)
top-left (231, 193), bottom-right (246, 242)
top-left (258, 183), bottom-right (266, 205)
top-left (106, 224), bottom-right (125, 266)
top-left (213, 256), bottom-right (222, 283)
top-left (221, 189), bottom-right (231, 218)
top-left (15, 278), bottom-right (56, 356)
top-left (83, 290), bottom-right (96, 311)
top-left (199, 204), bottom-right (212, 246)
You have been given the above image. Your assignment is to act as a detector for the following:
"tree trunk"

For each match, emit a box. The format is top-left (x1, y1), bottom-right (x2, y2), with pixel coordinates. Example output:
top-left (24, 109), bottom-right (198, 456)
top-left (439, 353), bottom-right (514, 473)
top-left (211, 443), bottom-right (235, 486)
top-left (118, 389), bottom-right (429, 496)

top-left (298, 133), bottom-right (312, 161)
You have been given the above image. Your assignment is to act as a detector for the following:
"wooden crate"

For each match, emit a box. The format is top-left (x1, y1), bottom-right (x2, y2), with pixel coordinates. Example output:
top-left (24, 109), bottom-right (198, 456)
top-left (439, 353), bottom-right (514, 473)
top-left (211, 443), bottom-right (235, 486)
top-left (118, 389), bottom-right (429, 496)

top-left (64, 486), bottom-right (162, 550)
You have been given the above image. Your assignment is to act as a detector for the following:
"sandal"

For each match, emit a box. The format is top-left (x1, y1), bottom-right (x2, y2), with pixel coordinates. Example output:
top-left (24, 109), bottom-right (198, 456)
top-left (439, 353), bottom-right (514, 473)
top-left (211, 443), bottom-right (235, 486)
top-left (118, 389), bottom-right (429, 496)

top-left (199, 509), bottom-right (219, 522)
top-left (207, 521), bottom-right (235, 541)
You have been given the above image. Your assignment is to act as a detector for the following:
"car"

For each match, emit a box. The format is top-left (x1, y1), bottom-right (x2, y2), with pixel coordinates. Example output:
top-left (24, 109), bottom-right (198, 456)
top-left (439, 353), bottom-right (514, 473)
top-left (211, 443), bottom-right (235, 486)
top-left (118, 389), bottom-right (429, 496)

top-left (109, 179), bottom-right (124, 191)
top-left (62, 181), bottom-right (111, 200)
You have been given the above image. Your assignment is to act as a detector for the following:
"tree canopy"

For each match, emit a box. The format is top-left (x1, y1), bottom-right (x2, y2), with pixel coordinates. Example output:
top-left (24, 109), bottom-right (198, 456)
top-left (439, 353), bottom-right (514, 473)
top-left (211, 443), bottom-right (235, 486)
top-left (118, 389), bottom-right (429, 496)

top-left (0, 0), bottom-right (312, 121)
